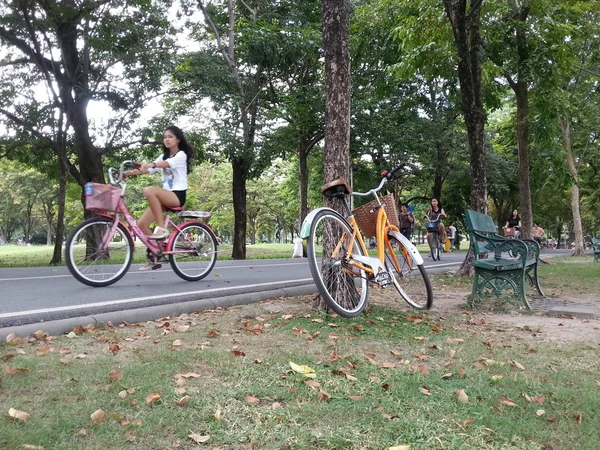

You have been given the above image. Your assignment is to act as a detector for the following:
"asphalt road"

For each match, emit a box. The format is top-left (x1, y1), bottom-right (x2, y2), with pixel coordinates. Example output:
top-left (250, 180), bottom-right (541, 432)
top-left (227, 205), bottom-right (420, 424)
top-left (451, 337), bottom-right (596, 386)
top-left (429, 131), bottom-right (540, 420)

top-left (0, 249), bottom-right (573, 337)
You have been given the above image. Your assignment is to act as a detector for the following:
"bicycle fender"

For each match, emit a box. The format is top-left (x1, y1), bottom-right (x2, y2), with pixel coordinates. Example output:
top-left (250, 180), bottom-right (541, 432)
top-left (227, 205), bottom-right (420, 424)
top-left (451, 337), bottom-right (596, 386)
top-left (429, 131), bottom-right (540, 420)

top-left (96, 213), bottom-right (136, 248)
top-left (300, 207), bottom-right (341, 239)
top-left (388, 229), bottom-right (424, 265)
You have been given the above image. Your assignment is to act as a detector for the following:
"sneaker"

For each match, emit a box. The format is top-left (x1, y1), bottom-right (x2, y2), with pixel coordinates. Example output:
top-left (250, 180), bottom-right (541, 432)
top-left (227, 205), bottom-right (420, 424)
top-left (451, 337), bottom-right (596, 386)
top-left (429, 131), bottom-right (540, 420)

top-left (148, 226), bottom-right (169, 240)
top-left (157, 254), bottom-right (168, 263)
top-left (139, 261), bottom-right (162, 271)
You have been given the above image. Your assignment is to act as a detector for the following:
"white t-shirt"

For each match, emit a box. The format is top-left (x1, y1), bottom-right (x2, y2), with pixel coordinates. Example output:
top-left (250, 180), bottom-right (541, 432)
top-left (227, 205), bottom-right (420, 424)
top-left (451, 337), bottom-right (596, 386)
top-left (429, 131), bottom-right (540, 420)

top-left (148, 151), bottom-right (188, 191)
top-left (448, 225), bottom-right (456, 239)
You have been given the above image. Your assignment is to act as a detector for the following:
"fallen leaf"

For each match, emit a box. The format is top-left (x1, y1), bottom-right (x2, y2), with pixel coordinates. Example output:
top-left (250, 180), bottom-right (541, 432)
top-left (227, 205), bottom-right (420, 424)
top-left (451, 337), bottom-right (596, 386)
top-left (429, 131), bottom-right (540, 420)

top-left (511, 360), bottom-right (526, 371)
top-left (281, 314), bottom-right (293, 320)
top-left (420, 387), bottom-right (431, 396)
top-left (244, 395), bottom-right (260, 404)
top-left (6, 332), bottom-right (22, 345)
top-left (463, 418), bottom-right (474, 427)
top-left (230, 350), bottom-right (246, 357)
top-left (345, 373), bottom-right (358, 381)
top-left (289, 361), bottom-right (316, 378)
top-left (319, 390), bottom-right (332, 400)
top-left (179, 372), bottom-right (201, 378)
top-left (348, 395), bottom-right (364, 401)
top-left (364, 353), bottom-right (377, 365)
top-left (441, 373), bottom-right (453, 379)
top-left (145, 392), bottom-right (161, 404)
top-left (72, 325), bottom-right (85, 335)
top-left (491, 375), bottom-right (503, 382)
top-left (173, 325), bottom-right (189, 333)
top-left (304, 380), bottom-right (320, 388)
top-left (389, 446), bottom-right (411, 450)
top-left (536, 409), bottom-right (545, 417)
top-left (522, 393), bottom-right (533, 403)
top-left (176, 396), bottom-right (192, 407)
top-left (90, 409), bottom-right (106, 425)
top-left (575, 413), bottom-right (582, 424)
top-left (499, 395), bottom-right (518, 407)
top-left (534, 395), bottom-right (545, 405)
top-left (33, 330), bottom-right (49, 341)
top-left (455, 389), bottom-right (468, 404)
top-left (117, 390), bottom-right (128, 399)
top-left (414, 336), bottom-right (426, 342)
top-left (417, 365), bottom-right (430, 376)
top-left (109, 370), bottom-right (124, 382)
top-left (447, 338), bottom-right (464, 344)
top-left (188, 433), bottom-right (210, 444)
top-left (125, 430), bottom-right (136, 442)
top-left (35, 346), bottom-right (50, 356)
top-left (8, 408), bottom-right (30, 422)
top-left (21, 445), bottom-right (44, 450)
top-left (171, 339), bottom-right (183, 347)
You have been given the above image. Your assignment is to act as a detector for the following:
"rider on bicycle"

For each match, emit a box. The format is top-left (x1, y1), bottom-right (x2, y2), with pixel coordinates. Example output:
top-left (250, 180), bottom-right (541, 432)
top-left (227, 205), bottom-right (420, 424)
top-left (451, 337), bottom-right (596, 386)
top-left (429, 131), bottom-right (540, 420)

top-left (425, 198), bottom-right (447, 246)
top-left (123, 126), bottom-right (194, 270)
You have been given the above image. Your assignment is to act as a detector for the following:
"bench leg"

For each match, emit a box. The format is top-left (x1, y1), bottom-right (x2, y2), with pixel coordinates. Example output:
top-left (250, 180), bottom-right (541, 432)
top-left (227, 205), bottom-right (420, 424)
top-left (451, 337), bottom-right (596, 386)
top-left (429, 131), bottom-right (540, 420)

top-left (471, 268), bottom-right (532, 310)
top-left (525, 264), bottom-right (545, 297)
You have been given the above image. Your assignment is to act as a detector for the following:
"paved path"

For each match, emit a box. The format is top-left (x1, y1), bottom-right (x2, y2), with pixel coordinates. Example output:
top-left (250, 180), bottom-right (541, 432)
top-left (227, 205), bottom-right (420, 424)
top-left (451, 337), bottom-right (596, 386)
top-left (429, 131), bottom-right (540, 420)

top-left (0, 249), bottom-right (575, 339)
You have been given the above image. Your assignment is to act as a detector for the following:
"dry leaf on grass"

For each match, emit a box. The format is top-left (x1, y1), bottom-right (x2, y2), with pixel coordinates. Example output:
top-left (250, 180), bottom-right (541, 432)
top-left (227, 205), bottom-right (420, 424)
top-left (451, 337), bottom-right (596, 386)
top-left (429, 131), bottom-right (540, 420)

top-left (35, 346), bottom-right (51, 356)
top-left (230, 350), bottom-right (246, 357)
top-left (6, 332), bottom-right (22, 344)
top-left (348, 396), bottom-right (364, 401)
top-left (90, 409), bottom-right (106, 425)
top-left (145, 392), bottom-right (161, 404)
top-left (463, 418), bottom-right (474, 427)
top-left (109, 370), bottom-right (123, 382)
top-left (21, 445), bottom-right (44, 449)
top-left (511, 360), bottom-right (526, 370)
top-left (289, 361), bottom-right (316, 378)
top-left (244, 395), bottom-right (260, 404)
top-left (389, 445), bottom-right (411, 450)
top-left (499, 395), bottom-right (518, 407)
top-left (188, 433), bottom-right (210, 444)
top-left (171, 339), bottom-right (183, 347)
top-left (345, 373), bottom-right (358, 382)
top-left (304, 380), bottom-right (320, 388)
top-left (319, 390), bottom-right (332, 400)
top-left (536, 409), bottom-right (545, 417)
top-left (417, 365), bottom-right (429, 376)
top-left (176, 396), bottom-right (192, 407)
top-left (455, 389), bottom-right (468, 404)
top-left (8, 408), bottom-right (31, 422)
top-left (420, 387), bottom-right (431, 396)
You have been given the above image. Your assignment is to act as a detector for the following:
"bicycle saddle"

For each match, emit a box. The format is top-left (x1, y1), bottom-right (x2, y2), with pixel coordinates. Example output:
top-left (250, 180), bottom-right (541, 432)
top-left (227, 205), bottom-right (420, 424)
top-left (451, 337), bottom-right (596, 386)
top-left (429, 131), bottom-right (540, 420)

top-left (321, 178), bottom-right (353, 199)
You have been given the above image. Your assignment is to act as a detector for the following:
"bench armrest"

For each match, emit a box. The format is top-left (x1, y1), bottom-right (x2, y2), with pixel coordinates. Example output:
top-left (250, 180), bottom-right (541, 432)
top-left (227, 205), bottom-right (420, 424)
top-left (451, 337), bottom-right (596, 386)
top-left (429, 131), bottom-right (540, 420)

top-left (520, 238), bottom-right (541, 260)
top-left (469, 231), bottom-right (528, 263)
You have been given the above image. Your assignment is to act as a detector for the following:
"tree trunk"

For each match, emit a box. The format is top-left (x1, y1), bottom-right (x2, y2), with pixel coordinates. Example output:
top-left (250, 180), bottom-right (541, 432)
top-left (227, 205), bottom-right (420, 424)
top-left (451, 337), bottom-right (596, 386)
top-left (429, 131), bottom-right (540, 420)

top-left (560, 119), bottom-right (585, 256)
top-left (322, 0), bottom-right (351, 189)
top-left (231, 158), bottom-right (247, 259)
top-left (50, 150), bottom-right (69, 265)
top-left (299, 140), bottom-right (310, 224)
top-left (513, 81), bottom-right (533, 239)
top-left (318, 0), bottom-right (351, 310)
top-left (443, 0), bottom-right (486, 276)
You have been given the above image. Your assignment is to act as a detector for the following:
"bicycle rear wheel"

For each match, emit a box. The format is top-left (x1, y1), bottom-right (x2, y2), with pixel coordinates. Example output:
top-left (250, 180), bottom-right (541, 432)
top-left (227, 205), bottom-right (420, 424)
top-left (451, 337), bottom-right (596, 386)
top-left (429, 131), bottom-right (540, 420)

top-left (385, 234), bottom-right (433, 309)
top-left (65, 217), bottom-right (133, 287)
top-left (168, 222), bottom-right (217, 281)
top-left (306, 210), bottom-right (369, 318)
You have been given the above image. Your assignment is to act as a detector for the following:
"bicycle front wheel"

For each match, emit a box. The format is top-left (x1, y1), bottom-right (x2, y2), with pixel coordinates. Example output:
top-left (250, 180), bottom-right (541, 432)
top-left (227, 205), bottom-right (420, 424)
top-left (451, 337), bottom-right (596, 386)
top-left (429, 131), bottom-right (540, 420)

top-left (427, 234), bottom-right (440, 261)
top-left (168, 222), bottom-right (217, 281)
top-left (385, 234), bottom-right (433, 309)
top-left (65, 217), bottom-right (134, 287)
top-left (306, 210), bottom-right (369, 318)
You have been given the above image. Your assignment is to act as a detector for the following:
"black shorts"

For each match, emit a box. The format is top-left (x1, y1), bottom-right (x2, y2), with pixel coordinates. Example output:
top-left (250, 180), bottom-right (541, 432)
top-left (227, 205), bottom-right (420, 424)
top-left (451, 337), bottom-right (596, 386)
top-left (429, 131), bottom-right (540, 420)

top-left (172, 190), bottom-right (186, 207)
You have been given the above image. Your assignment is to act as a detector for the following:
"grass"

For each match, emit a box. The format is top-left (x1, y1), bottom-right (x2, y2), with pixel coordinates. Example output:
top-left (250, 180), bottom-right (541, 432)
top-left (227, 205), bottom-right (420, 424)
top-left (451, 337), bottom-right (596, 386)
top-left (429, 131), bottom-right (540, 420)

top-left (0, 243), bottom-right (297, 268)
top-left (2, 287), bottom-right (599, 449)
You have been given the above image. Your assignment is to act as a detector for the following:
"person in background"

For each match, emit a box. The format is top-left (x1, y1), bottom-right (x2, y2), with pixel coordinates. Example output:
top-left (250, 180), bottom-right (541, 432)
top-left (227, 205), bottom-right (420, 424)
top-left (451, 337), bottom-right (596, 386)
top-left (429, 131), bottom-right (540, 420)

top-left (398, 204), bottom-right (414, 241)
top-left (532, 223), bottom-right (545, 246)
top-left (425, 198), bottom-right (447, 244)
top-left (503, 209), bottom-right (521, 238)
top-left (447, 222), bottom-right (457, 252)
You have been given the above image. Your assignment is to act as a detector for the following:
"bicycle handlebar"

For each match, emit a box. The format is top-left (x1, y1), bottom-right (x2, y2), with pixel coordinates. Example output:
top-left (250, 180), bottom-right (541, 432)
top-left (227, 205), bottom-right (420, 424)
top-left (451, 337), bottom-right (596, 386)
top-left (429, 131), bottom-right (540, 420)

top-left (352, 162), bottom-right (417, 198)
top-left (108, 160), bottom-right (140, 185)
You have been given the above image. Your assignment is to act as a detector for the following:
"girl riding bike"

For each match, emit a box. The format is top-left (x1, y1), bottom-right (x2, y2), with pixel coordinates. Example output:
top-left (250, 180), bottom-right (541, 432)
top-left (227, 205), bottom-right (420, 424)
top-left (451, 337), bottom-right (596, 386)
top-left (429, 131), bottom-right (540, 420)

top-left (425, 198), bottom-right (446, 259)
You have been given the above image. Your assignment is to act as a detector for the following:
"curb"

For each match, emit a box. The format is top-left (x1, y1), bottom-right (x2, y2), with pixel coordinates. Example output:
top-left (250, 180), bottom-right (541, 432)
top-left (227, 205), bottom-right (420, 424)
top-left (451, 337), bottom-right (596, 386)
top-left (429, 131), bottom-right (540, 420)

top-left (0, 284), bottom-right (318, 342)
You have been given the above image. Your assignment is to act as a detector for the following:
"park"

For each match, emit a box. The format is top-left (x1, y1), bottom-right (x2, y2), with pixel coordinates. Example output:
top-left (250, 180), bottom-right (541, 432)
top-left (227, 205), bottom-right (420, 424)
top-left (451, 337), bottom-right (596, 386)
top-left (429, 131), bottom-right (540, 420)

top-left (1, 0), bottom-right (600, 449)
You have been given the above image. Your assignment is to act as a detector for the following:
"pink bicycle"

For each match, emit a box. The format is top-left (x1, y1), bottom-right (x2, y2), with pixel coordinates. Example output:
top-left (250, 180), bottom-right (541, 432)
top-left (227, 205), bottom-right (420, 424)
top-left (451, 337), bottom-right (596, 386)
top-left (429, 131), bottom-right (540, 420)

top-left (65, 161), bottom-right (218, 287)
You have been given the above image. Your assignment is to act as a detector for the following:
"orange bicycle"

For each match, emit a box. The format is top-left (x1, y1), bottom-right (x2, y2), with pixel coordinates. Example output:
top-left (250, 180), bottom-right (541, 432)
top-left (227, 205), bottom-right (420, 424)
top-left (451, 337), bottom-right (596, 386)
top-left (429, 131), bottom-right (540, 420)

top-left (301, 164), bottom-right (433, 317)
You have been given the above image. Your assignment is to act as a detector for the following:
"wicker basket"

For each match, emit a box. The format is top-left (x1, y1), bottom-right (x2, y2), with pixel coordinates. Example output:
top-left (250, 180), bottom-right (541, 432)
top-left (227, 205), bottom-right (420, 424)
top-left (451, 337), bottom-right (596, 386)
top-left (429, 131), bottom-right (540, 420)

top-left (352, 194), bottom-right (399, 238)
top-left (85, 183), bottom-right (122, 212)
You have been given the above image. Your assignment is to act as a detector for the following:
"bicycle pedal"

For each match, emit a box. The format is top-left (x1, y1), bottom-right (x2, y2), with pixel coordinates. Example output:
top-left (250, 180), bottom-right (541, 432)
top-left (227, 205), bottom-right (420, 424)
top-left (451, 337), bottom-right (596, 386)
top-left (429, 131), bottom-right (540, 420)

top-left (152, 264), bottom-right (162, 270)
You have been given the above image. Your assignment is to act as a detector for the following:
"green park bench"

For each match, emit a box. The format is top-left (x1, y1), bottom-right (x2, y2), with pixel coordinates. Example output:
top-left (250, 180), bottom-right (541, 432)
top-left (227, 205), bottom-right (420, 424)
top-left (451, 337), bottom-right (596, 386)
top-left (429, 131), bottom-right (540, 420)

top-left (465, 209), bottom-right (545, 310)
top-left (591, 237), bottom-right (600, 262)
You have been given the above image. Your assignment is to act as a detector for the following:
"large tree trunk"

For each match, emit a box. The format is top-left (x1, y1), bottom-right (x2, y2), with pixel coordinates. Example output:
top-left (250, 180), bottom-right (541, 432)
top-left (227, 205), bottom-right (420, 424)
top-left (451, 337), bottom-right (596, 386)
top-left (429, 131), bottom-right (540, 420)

top-left (318, 0), bottom-right (351, 310)
top-left (50, 150), bottom-right (69, 265)
top-left (560, 119), bottom-right (585, 256)
top-left (231, 158), bottom-right (247, 259)
top-left (299, 140), bottom-right (310, 224)
top-left (322, 0), bottom-right (351, 188)
top-left (443, 0), bottom-right (487, 276)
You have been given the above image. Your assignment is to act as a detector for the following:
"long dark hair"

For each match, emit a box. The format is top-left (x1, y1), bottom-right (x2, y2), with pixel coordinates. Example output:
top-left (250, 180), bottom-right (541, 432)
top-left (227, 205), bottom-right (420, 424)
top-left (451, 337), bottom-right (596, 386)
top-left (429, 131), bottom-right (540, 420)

top-left (162, 126), bottom-right (194, 174)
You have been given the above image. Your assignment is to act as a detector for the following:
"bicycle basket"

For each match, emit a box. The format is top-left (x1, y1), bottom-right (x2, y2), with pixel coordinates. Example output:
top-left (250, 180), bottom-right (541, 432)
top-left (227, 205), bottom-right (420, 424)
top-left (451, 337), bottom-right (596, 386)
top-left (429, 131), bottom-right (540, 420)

top-left (84, 183), bottom-right (122, 212)
top-left (427, 221), bottom-right (438, 233)
top-left (352, 194), bottom-right (399, 238)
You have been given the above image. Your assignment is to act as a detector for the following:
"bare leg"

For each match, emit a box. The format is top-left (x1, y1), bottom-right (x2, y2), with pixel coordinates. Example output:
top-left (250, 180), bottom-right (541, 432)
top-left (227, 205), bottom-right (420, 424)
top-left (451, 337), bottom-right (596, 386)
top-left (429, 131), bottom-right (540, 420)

top-left (143, 186), bottom-right (180, 229)
top-left (138, 208), bottom-right (155, 236)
